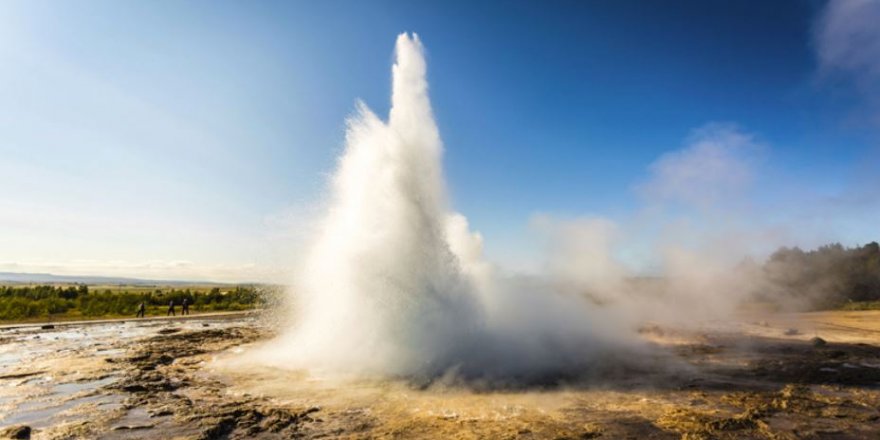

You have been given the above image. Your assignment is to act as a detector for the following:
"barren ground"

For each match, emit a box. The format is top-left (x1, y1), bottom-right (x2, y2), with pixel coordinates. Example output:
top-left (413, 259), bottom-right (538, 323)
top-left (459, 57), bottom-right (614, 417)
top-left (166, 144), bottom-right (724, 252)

top-left (1, 311), bottom-right (879, 439)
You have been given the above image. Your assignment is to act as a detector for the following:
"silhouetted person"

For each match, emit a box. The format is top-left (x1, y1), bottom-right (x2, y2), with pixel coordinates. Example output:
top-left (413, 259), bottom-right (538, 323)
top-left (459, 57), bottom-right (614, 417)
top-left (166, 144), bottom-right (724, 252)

top-left (136, 301), bottom-right (145, 318)
top-left (182, 298), bottom-right (190, 316)
top-left (167, 299), bottom-right (176, 316)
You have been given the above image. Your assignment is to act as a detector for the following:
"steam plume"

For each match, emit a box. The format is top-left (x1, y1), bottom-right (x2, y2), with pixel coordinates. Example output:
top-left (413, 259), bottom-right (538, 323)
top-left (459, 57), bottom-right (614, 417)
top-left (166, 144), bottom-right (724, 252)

top-left (259, 33), bottom-right (630, 380)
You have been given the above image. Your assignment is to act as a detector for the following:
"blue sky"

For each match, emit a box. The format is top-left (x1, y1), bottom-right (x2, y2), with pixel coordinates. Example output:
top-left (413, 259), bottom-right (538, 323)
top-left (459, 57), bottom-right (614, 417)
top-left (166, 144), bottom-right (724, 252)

top-left (1, 0), bottom-right (878, 281)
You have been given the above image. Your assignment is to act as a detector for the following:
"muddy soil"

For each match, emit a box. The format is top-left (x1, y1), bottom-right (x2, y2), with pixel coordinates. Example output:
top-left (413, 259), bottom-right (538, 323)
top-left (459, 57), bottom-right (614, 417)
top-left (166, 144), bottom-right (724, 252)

top-left (1, 312), bottom-right (879, 439)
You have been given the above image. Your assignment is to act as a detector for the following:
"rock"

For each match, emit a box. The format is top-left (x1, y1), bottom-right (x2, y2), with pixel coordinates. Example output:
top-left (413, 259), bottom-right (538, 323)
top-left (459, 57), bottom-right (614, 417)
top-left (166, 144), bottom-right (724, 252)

top-left (40, 324), bottom-right (55, 330)
top-left (122, 384), bottom-right (149, 393)
top-left (0, 371), bottom-right (44, 380)
top-left (198, 417), bottom-right (236, 440)
top-left (158, 328), bottom-right (181, 334)
top-left (149, 407), bottom-right (175, 417)
top-left (784, 328), bottom-right (800, 336)
top-left (127, 353), bottom-right (151, 362)
top-left (810, 336), bottom-right (827, 347)
top-left (1, 425), bottom-right (31, 439)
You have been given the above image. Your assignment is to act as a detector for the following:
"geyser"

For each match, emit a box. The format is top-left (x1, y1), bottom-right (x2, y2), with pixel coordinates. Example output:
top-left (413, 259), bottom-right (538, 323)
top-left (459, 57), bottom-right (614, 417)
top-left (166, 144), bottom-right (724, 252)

top-left (260, 33), bottom-right (632, 380)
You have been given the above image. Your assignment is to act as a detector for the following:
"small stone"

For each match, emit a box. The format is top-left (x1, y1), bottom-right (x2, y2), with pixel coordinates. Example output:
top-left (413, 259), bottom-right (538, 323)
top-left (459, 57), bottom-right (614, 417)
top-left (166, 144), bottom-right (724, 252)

top-left (784, 328), bottom-right (800, 336)
top-left (40, 324), bottom-right (55, 330)
top-left (810, 336), bottom-right (827, 347)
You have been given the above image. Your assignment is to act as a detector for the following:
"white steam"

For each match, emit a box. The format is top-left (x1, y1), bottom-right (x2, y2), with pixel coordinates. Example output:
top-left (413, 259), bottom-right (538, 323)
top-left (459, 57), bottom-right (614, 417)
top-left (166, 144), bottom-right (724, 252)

top-left (253, 31), bottom-right (867, 382)
top-left (257, 34), bottom-right (635, 380)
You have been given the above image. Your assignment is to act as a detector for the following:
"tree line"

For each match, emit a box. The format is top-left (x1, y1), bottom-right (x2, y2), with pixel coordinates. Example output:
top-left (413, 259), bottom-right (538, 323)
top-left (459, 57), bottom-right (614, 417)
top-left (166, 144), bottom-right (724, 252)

top-left (0, 285), bottom-right (269, 321)
top-left (760, 241), bottom-right (880, 310)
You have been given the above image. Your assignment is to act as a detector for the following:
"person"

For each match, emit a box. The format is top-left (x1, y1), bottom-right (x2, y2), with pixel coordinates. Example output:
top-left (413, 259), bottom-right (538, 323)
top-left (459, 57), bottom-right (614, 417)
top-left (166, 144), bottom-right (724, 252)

top-left (136, 301), bottom-right (145, 318)
top-left (182, 298), bottom-right (190, 316)
top-left (167, 299), bottom-right (176, 316)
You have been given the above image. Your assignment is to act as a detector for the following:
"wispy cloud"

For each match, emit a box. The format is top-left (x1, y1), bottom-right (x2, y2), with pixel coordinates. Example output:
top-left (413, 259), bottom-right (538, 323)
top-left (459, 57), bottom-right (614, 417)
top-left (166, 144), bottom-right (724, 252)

top-left (815, 0), bottom-right (880, 123)
top-left (637, 123), bottom-right (763, 208)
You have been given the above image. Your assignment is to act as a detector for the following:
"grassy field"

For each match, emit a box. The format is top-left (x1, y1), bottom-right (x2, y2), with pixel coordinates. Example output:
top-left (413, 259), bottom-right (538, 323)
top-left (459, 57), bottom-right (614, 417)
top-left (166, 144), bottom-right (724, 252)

top-left (0, 283), bottom-right (280, 323)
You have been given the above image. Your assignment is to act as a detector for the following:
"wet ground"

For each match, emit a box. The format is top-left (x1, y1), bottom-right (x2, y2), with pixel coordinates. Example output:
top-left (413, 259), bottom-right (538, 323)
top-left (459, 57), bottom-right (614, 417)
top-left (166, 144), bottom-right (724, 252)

top-left (1, 311), bottom-right (879, 439)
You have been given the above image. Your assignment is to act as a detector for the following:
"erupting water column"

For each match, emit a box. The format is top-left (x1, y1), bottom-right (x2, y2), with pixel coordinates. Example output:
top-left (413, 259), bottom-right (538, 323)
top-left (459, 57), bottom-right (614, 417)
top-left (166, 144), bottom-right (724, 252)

top-left (277, 33), bottom-right (487, 377)
top-left (261, 33), bottom-right (622, 381)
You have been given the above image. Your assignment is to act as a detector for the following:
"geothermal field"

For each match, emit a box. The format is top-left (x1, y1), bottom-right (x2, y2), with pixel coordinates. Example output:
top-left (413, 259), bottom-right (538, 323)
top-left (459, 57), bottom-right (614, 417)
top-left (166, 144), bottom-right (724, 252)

top-left (3, 28), bottom-right (880, 440)
top-left (2, 307), bottom-right (880, 438)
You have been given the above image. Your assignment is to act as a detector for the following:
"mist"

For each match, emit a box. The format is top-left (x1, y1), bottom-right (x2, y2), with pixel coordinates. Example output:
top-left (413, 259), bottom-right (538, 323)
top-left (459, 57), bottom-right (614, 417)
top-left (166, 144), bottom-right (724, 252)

top-left (250, 32), bottom-right (873, 383)
top-left (244, 34), bottom-right (643, 381)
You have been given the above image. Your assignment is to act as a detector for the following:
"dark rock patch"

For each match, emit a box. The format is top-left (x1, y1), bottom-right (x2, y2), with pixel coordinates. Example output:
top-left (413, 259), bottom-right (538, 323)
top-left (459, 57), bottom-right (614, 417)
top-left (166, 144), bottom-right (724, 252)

top-left (0, 425), bottom-right (31, 440)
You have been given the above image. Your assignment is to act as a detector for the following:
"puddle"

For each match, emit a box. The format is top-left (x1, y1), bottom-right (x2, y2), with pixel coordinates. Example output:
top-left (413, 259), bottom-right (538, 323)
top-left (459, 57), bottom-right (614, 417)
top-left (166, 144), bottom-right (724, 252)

top-left (112, 406), bottom-right (153, 428)
top-left (0, 351), bottom-right (22, 373)
top-left (0, 376), bottom-right (120, 428)
top-left (52, 376), bottom-right (117, 395)
top-left (1, 393), bottom-right (122, 428)
top-left (0, 316), bottom-right (254, 431)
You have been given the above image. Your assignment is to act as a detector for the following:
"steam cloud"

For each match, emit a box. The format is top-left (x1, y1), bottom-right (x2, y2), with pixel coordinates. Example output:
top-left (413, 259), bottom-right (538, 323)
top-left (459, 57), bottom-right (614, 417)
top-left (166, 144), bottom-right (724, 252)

top-left (251, 31), bottom-right (874, 382)
top-left (256, 34), bottom-right (636, 380)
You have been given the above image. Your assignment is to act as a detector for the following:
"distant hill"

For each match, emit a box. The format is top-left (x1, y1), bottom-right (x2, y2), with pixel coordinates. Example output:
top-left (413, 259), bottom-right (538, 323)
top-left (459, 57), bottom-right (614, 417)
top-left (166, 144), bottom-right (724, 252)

top-left (0, 272), bottom-right (233, 286)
